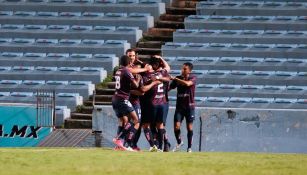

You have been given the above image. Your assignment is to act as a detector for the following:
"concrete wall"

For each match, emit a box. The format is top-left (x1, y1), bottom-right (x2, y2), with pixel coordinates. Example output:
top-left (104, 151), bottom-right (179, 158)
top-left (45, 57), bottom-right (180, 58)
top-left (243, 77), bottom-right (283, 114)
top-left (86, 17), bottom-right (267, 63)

top-left (92, 105), bottom-right (307, 153)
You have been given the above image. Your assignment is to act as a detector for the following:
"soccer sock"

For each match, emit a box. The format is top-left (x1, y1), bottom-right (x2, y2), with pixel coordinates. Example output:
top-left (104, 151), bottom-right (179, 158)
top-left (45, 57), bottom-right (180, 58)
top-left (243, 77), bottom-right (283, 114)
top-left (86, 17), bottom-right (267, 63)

top-left (157, 129), bottom-right (165, 150)
top-left (174, 129), bottom-right (181, 145)
top-left (151, 127), bottom-right (158, 146)
top-left (117, 122), bottom-right (131, 140)
top-left (187, 130), bottom-right (193, 149)
top-left (163, 129), bottom-right (169, 143)
top-left (117, 126), bottom-right (124, 136)
top-left (126, 127), bottom-right (137, 147)
top-left (133, 127), bottom-right (142, 148)
top-left (143, 128), bottom-right (154, 147)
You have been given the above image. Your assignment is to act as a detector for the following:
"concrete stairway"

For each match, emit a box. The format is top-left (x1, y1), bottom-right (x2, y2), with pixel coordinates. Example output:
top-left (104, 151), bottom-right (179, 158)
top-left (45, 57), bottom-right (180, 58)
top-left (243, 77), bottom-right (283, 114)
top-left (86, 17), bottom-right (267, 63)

top-left (64, 0), bottom-right (199, 129)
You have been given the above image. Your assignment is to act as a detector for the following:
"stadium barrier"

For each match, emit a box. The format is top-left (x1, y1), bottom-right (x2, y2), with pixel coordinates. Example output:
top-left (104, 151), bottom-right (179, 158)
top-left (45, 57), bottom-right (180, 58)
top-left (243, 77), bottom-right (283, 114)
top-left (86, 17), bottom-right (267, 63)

top-left (0, 90), bottom-right (55, 147)
top-left (92, 105), bottom-right (307, 153)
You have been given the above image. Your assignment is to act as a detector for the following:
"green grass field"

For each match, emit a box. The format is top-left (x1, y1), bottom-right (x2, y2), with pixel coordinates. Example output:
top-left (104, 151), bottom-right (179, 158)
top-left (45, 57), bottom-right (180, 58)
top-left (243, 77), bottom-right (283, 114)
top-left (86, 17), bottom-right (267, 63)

top-left (0, 148), bottom-right (306, 175)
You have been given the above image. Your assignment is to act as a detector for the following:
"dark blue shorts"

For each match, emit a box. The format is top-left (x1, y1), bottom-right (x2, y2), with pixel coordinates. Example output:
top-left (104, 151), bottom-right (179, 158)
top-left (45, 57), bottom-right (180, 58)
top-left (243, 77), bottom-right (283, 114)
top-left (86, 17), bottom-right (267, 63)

top-left (133, 103), bottom-right (141, 120)
top-left (112, 97), bottom-right (134, 118)
top-left (174, 108), bottom-right (195, 123)
top-left (152, 103), bottom-right (169, 124)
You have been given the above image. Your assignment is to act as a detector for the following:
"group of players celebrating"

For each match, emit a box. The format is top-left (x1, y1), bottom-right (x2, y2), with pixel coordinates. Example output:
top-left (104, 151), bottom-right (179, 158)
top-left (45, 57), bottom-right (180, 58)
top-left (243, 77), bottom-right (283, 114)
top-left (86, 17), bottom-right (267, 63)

top-left (112, 49), bottom-right (196, 153)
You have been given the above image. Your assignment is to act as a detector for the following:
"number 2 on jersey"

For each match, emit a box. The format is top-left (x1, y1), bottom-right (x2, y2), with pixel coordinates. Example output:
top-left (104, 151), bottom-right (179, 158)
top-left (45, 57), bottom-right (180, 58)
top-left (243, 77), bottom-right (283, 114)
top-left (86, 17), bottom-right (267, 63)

top-left (157, 83), bottom-right (164, 93)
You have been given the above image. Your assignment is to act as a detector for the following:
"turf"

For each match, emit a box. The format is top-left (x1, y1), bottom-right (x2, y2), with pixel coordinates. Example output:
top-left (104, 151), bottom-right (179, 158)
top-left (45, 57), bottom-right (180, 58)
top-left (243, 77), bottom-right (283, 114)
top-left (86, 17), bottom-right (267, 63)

top-left (0, 148), bottom-right (306, 175)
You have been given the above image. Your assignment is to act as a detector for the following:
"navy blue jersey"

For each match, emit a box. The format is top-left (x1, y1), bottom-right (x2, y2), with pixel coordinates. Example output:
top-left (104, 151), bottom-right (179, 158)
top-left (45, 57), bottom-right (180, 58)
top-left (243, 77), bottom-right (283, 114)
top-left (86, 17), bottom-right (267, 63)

top-left (113, 66), bottom-right (135, 100)
top-left (170, 75), bottom-right (196, 110)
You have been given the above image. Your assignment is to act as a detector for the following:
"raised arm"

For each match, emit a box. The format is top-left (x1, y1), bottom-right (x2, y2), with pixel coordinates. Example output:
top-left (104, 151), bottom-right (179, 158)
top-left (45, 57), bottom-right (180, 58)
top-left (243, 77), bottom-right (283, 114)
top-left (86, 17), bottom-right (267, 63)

top-left (154, 55), bottom-right (170, 73)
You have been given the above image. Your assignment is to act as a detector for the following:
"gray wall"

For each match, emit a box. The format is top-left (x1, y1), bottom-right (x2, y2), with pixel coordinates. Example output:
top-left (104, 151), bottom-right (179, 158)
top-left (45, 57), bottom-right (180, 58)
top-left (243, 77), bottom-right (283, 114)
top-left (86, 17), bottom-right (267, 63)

top-left (92, 105), bottom-right (307, 153)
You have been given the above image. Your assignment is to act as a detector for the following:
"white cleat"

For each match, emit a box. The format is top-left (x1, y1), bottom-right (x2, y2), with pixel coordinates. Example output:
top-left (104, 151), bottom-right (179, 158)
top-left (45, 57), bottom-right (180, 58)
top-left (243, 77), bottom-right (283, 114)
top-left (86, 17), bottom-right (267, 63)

top-left (187, 148), bottom-right (192, 153)
top-left (149, 145), bottom-right (158, 152)
top-left (172, 141), bottom-right (184, 152)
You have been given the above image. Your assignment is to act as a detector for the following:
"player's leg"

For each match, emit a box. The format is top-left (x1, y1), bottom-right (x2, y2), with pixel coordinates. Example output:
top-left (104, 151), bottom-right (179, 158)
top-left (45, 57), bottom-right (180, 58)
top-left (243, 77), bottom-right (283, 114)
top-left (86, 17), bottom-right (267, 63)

top-left (185, 108), bottom-right (195, 153)
top-left (132, 104), bottom-right (142, 150)
top-left (162, 103), bottom-right (171, 152)
top-left (173, 110), bottom-right (184, 152)
top-left (126, 110), bottom-right (139, 148)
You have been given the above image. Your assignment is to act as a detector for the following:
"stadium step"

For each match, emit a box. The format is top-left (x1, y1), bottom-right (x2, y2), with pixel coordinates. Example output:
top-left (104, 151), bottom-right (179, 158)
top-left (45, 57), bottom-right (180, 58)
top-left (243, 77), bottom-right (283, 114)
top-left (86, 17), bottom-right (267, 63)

top-left (71, 113), bottom-right (92, 120)
top-left (160, 14), bottom-right (186, 22)
top-left (155, 21), bottom-right (185, 29)
top-left (135, 47), bottom-right (162, 56)
top-left (137, 41), bottom-right (166, 49)
top-left (171, 0), bottom-right (198, 8)
top-left (64, 119), bottom-right (92, 129)
top-left (89, 94), bottom-right (113, 101)
top-left (166, 7), bottom-right (196, 15)
top-left (95, 88), bottom-right (115, 95)
top-left (83, 100), bottom-right (112, 106)
top-left (142, 33), bottom-right (173, 42)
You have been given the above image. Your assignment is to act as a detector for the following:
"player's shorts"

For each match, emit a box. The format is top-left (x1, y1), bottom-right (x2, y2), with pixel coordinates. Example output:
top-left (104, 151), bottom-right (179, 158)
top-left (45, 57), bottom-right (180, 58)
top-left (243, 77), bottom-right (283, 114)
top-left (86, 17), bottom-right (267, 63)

top-left (174, 107), bottom-right (195, 123)
top-left (152, 103), bottom-right (169, 124)
top-left (112, 97), bottom-right (134, 118)
top-left (133, 103), bottom-right (141, 120)
top-left (140, 101), bottom-right (154, 124)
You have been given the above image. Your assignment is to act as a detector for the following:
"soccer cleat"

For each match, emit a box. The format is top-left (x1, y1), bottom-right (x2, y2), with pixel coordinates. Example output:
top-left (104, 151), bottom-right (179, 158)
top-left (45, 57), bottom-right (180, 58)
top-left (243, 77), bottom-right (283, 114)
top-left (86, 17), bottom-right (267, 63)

top-left (163, 142), bottom-right (171, 152)
top-left (132, 146), bottom-right (141, 152)
top-left (149, 145), bottom-right (158, 152)
top-left (157, 149), bottom-right (163, 152)
top-left (125, 146), bottom-right (137, 152)
top-left (113, 138), bottom-right (124, 148)
top-left (114, 146), bottom-right (125, 151)
top-left (187, 148), bottom-right (192, 153)
top-left (172, 141), bottom-right (184, 152)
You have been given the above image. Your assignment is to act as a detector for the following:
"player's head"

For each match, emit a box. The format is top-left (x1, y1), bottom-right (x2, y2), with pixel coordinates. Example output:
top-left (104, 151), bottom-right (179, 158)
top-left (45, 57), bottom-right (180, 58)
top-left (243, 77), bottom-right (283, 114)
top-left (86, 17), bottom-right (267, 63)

top-left (126, 48), bottom-right (136, 63)
top-left (181, 62), bottom-right (193, 76)
top-left (149, 55), bottom-right (161, 71)
top-left (120, 55), bottom-right (132, 67)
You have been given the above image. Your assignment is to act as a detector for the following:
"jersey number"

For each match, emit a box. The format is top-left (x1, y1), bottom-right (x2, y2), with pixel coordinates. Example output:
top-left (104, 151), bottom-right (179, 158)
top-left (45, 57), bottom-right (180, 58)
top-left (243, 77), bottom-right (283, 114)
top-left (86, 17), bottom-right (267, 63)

top-left (157, 83), bottom-right (164, 93)
top-left (115, 76), bottom-right (120, 89)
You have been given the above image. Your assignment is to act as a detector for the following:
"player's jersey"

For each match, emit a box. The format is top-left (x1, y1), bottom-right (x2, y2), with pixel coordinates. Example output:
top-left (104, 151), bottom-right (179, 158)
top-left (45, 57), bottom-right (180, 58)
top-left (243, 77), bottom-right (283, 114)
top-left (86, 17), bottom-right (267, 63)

top-left (158, 69), bottom-right (170, 102)
top-left (139, 71), bottom-right (155, 104)
top-left (113, 66), bottom-right (135, 100)
top-left (129, 75), bottom-right (143, 105)
top-left (170, 74), bottom-right (196, 110)
top-left (151, 70), bottom-right (167, 106)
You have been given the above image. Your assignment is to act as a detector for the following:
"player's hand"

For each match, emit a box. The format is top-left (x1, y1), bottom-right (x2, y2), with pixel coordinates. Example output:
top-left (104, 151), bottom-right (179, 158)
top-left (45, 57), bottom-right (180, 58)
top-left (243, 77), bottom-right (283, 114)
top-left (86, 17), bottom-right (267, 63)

top-left (170, 76), bottom-right (175, 80)
top-left (145, 64), bottom-right (151, 71)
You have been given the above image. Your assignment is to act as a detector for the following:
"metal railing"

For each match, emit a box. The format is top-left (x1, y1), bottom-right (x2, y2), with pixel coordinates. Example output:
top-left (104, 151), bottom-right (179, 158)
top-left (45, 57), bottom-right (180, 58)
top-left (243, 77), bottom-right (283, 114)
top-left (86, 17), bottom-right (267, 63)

top-left (36, 90), bottom-right (55, 128)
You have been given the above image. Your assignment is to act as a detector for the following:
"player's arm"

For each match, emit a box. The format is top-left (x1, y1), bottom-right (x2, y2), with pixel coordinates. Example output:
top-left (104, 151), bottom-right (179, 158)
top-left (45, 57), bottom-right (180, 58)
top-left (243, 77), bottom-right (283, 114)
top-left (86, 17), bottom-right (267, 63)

top-left (128, 64), bottom-right (151, 74)
top-left (130, 89), bottom-right (145, 96)
top-left (171, 76), bottom-right (194, 87)
top-left (140, 80), bottom-right (161, 93)
top-left (154, 55), bottom-right (170, 73)
top-left (151, 74), bottom-right (171, 83)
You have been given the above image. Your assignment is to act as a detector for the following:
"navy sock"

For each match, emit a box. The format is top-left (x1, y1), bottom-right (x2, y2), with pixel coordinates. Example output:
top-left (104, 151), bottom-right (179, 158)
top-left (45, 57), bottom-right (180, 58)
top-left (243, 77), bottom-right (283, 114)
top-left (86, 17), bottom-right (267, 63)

top-left (187, 130), bottom-right (193, 149)
top-left (133, 127), bottom-right (142, 148)
top-left (118, 123), bottom-right (131, 140)
top-left (126, 127), bottom-right (137, 147)
top-left (157, 129), bottom-right (165, 150)
top-left (117, 126), bottom-right (124, 136)
top-left (174, 129), bottom-right (181, 144)
top-left (143, 128), bottom-right (154, 147)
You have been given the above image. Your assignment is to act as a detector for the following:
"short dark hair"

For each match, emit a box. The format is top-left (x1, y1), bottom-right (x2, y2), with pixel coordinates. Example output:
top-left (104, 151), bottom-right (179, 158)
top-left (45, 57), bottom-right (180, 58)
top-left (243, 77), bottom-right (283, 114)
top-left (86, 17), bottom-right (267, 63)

top-left (183, 62), bottom-right (193, 70)
top-left (125, 48), bottom-right (136, 54)
top-left (149, 56), bottom-right (160, 66)
top-left (120, 55), bottom-right (131, 66)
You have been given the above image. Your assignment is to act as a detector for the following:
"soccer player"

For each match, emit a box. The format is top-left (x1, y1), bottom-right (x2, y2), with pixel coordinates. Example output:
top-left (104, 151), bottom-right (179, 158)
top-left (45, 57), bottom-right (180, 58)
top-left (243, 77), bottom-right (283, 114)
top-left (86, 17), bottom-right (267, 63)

top-left (145, 55), bottom-right (171, 151)
top-left (112, 55), bottom-right (143, 151)
top-left (169, 62), bottom-right (196, 153)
